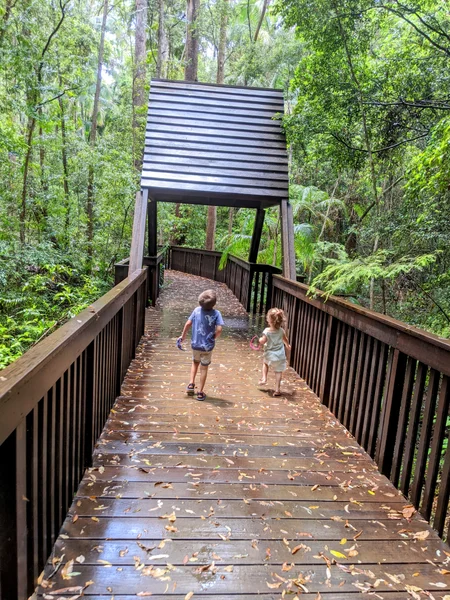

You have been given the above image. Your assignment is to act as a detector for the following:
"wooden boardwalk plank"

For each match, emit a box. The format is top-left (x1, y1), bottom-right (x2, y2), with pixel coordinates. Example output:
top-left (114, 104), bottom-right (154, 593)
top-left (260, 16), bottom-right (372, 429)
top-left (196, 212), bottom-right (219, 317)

top-left (36, 271), bottom-right (450, 598)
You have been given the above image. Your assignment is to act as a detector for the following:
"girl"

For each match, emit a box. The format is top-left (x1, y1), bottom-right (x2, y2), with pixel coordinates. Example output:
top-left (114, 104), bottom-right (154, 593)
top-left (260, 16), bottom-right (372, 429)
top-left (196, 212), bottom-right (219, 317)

top-left (258, 308), bottom-right (291, 396)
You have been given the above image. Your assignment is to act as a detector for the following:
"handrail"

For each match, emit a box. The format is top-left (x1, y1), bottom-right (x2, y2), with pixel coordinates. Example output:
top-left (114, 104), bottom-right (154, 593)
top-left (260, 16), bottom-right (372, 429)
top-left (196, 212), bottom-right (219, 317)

top-left (274, 275), bottom-right (450, 374)
top-left (0, 269), bottom-right (148, 597)
top-left (0, 269), bottom-right (147, 445)
top-left (272, 275), bottom-right (450, 541)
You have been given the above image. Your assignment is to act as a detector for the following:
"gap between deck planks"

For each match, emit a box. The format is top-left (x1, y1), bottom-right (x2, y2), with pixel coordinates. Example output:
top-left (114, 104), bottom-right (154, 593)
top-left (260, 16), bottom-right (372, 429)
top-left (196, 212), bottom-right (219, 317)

top-left (36, 271), bottom-right (450, 599)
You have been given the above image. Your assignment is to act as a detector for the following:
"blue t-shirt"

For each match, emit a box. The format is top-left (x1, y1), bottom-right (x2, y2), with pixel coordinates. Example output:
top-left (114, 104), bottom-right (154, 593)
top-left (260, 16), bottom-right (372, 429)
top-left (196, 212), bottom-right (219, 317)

top-left (188, 306), bottom-right (224, 351)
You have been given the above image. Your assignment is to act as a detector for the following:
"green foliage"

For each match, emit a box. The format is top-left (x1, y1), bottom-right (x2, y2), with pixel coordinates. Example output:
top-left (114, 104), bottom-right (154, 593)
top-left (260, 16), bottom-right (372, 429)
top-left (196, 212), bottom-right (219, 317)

top-left (311, 249), bottom-right (439, 299)
top-left (0, 242), bottom-right (109, 368)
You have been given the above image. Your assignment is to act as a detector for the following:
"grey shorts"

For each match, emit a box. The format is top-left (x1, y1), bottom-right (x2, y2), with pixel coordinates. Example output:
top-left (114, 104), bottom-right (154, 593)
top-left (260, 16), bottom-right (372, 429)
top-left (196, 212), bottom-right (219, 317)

top-left (192, 350), bottom-right (212, 366)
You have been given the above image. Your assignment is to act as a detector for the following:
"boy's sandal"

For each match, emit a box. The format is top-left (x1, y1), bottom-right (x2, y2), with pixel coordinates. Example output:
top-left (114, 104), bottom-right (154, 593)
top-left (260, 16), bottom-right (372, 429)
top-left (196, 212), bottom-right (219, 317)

top-left (197, 391), bottom-right (206, 401)
top-left (186, 383), bottom-right (195, 395)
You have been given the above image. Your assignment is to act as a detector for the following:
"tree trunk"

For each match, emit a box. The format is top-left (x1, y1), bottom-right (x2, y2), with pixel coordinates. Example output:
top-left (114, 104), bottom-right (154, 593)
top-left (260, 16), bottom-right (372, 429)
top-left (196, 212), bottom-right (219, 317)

top-left (156, 0), bottom-right (169, 78)
top-left (0, 0), bottom-right (14, 47)
top-left (185, 0), bottom-right (200, 81)
top-left (228, 207), bottom-right (234, 236)
top-left (205, 205), bottom-right (216, 250)
top-left (58, 91), bottom-right (70, 238)
top-left (254, 0), bottom-right (269, 42)
top-left (87, 0), bottom-right (108, 264)
top-left (205, 0), bottom-right (228, 249)
top-left (216, 0), bottom-right (228, 84)
top-left (20, 115), bottom-right (36, 244)
top-left (133, 0), bottom-right (147, 171)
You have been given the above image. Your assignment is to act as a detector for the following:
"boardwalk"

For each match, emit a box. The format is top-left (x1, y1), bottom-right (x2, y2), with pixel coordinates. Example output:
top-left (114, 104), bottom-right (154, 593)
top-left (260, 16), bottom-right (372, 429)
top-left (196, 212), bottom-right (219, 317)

top-left (36, 271), bottom-right (450, 599)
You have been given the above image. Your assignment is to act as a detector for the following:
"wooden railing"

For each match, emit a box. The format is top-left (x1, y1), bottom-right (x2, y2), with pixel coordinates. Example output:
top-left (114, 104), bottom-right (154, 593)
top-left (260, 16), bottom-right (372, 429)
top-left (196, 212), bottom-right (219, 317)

top-left (115, 246), bottom-right (167, 306)
top-left (169, 246), bottom-right (281, 314)
top-left (273, 275), bottom-right (450, 541)
top-left (0, 269), bottom-right (148, 598)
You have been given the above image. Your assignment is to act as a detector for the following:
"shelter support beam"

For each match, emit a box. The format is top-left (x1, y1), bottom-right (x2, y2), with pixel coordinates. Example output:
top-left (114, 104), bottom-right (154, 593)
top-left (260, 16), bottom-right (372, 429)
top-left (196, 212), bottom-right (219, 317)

top-left (280, 199), bottom-right (296, 280)
top-left (147, 195), bottom-right (157, 257)
top-left (249, 208), bottom-right (265, 263)
top-left (129, 188), bottom-right (148, 275)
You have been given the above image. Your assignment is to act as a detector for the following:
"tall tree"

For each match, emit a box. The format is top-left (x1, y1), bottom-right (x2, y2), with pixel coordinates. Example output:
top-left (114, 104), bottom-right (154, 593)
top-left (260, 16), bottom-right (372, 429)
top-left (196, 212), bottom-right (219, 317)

top-left (19, 0), bottom-right (69, 243)
top-left (185, 0), bottom-right (200, 81)
top-left (133, 0), bottom-right (148, 171)
top-left (87, 0), bottom-right (108, 263)
top-left (156, 0), bottom-right (169, 78)
top-left (254, 0), bottom-right (270, 42)
top-left (206, 0), bottom-right (229, 251)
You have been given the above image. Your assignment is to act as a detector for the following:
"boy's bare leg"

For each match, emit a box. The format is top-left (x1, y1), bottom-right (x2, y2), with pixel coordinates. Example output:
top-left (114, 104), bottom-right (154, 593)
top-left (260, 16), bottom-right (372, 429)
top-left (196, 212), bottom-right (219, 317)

top-left (259, 363), bottom-right (268, 385)
top-left (274, 371), bottom-right (282, 394)
top-left (199, 364), bottom-right (209, 392)
top-left (190, 361), bottom-right (200, 385)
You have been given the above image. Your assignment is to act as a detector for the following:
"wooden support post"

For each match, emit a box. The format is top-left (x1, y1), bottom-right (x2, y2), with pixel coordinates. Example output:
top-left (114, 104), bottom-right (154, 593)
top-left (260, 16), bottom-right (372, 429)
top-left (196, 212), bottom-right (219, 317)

top-left (129, 188), bottom-right (148, 276)
top-left (147, 195), bottom-right (157, 257)
top-left (249, 208), bottom-right (265, 263)
top-left (280, 199), bottom-right (296, 280)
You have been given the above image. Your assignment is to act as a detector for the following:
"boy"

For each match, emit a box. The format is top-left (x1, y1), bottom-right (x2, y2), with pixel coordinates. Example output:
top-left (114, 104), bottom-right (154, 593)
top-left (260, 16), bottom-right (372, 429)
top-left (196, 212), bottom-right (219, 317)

top-left (178, 289), bottom-right (224, 401)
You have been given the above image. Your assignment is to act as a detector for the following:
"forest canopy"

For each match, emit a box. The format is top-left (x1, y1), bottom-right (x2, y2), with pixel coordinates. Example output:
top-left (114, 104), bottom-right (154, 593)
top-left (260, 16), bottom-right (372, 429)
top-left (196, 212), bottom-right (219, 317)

top-left (0, 0), bottom-right (449, 367)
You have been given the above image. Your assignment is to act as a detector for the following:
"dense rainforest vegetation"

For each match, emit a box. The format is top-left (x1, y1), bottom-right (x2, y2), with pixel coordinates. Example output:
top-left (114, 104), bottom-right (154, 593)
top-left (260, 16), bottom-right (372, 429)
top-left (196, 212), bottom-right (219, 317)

top-left (0, 0), bottom-right (449, 367)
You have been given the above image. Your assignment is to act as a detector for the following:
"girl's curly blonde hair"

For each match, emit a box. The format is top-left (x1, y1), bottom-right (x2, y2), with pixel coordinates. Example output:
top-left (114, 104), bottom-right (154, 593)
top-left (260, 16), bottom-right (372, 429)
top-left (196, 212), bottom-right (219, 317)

top-left (266, 307), bottom-right (286, 329)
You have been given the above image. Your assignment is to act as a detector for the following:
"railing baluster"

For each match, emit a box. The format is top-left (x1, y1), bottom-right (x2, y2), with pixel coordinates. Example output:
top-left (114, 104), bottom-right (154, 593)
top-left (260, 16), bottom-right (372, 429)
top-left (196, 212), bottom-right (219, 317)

top-left (348, 332), bottom-right (365, 435)
top-left (400, 362), bottom-right (427, 496)
top-left (391, 356), bottom-right (416, 486)
top-left (367, 342), bottom-right (388, 458)
top-left (16, 420), bottom-right (28, 598)
top-left (410, 368), bottom-right (441, 507)
top-left (376, 348), bottom-right (408, 474)
top-left (354, 336), bottom-right (373, 444)
top-left (361, 338), bottom-right (380, 450)
top-left (343, 329), bottom-right (360, 429)
top-left (422, 375), bottom-right (450, 521)
top-left (435, 430), bottom-right (450, 536)
top-left (337, 327), bottom-right (354, 424)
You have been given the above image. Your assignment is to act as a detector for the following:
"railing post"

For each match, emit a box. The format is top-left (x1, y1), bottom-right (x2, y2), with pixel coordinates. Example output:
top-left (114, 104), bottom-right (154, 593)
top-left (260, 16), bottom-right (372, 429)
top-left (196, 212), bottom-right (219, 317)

top-left (84, 339), bottom-right (96, 468)
top-left (376, 348), bottom-right (407, 475)
top-left (246, 265), bottom-right (254, 313)
top-left (318, 314), bottom-right (336, 406)
top-left (0, 430), bottom-right (19, 599)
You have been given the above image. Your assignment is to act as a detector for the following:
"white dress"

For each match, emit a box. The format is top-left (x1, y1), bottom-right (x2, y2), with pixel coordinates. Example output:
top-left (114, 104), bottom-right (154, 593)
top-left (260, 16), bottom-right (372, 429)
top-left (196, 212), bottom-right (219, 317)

top-left (263, 327), bottom-right (287, 372)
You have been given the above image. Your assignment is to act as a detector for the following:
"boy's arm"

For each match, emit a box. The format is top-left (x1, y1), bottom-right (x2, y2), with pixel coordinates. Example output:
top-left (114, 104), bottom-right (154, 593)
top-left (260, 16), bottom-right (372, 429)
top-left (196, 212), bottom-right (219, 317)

top-left (214, 325), bottom-right (223, 340)
top-left (180, 319), bottom-right (192, 341)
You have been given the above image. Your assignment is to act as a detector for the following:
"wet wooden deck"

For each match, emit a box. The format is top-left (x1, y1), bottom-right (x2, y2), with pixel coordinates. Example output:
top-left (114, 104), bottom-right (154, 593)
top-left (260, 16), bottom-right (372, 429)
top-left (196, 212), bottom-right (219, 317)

top-left (36, 271), bottom-right (450, 599)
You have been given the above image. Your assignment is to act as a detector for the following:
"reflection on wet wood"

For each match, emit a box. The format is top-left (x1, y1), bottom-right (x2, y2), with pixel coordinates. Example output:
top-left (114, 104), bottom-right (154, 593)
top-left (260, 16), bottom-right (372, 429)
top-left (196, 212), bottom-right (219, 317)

top-left (36, 272), bottom-right (450, 599)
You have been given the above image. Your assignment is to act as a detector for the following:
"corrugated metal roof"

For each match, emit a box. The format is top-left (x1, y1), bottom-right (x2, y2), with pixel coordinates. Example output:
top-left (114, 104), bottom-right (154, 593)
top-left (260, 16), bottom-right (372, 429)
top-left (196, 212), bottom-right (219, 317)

top-left (142, 79), bottom-right (289, 208)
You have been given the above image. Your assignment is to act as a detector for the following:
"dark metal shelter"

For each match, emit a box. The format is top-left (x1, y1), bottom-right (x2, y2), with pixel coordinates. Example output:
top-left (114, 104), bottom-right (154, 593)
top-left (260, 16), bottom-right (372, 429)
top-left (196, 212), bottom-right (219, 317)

top-left (130, 79), bottom-right (295, 279)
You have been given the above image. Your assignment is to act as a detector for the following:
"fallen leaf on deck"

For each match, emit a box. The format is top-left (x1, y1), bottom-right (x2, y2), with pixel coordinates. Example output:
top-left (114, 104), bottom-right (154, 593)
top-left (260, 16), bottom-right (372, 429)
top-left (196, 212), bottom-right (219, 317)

top-left (330, 550), bottom-right (347, 559)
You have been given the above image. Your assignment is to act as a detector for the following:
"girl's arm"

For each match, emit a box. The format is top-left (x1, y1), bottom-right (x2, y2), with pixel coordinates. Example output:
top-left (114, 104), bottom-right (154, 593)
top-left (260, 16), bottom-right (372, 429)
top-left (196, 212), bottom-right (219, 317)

top-left (259, 334), bottom-right (268, 345)
top-left (282, 332), bottom-right (291, 350)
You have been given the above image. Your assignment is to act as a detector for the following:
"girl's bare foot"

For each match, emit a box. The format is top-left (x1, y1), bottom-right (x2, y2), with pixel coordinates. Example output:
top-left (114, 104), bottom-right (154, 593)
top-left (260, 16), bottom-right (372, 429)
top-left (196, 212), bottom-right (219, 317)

top-left (258, 379), bottom-right (267, 385)
top-left (273, 390), bottom-right (282, 396)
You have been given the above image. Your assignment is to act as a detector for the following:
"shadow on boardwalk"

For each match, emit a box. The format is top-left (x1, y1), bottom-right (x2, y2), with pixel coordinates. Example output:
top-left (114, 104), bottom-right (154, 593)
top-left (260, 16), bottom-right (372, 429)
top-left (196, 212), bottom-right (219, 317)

top-left (35, 270), bottom-right (450, 599)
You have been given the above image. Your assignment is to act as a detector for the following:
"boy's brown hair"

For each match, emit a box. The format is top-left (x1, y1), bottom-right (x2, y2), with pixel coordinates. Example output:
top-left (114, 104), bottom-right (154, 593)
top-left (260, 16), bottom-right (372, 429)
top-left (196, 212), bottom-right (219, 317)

top-left (198, 289), bottom-right (217, 311)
